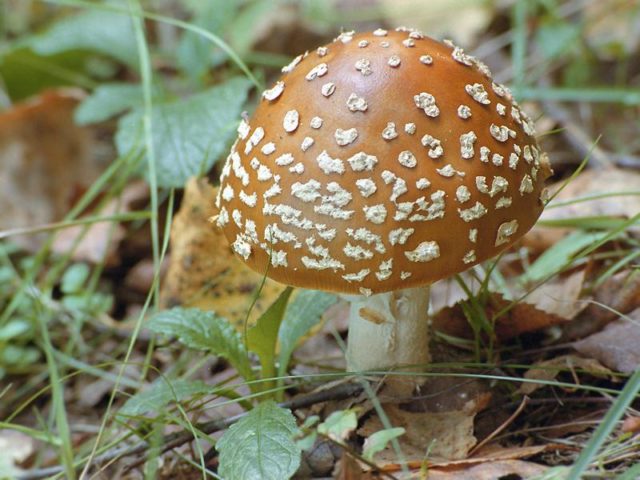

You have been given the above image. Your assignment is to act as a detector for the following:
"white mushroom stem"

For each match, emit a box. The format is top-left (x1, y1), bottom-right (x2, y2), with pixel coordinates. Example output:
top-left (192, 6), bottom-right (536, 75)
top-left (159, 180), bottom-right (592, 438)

top-left (345, 286), bottom-right (431, 376)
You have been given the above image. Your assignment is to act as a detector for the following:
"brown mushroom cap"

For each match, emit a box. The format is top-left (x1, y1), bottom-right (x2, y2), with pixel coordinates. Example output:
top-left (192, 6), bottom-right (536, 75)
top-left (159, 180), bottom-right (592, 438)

top-left (216, 28), bottom-right (552, 295)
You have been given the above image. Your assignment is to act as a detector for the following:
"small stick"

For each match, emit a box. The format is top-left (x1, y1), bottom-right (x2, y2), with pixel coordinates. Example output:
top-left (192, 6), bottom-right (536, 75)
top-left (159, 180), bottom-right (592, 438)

top-left (468, 395), bottom-right (529, 456)
top-left (17, 382), bottom-right (364, 480)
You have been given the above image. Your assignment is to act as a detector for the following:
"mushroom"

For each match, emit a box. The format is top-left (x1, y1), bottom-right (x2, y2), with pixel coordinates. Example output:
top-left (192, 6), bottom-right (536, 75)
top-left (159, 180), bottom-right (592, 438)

top-left (215, 28), bottom-right (551, 386)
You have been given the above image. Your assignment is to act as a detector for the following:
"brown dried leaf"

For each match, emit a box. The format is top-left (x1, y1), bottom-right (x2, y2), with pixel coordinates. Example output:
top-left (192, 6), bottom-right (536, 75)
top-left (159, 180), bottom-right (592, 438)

top-left (572, 312), bottom-right (640, 373)
top-left (51, 181), bottom-right (148, 265)
top-left (334, 453), bottom-right (377, 480)
top-left (433, 293), bottom-right (568, 341)
top-left (358, 386), bottom-right (490, 462)
top-left (563, 270), bottom-right (640, 340)
top-left (416, 459), bottom-right (548, 479)
top-left (621, 416), bottom-right (640, 434)
top-left (160, 177), bottom-right (285, 328)
top-left (525, 168), bottom-right (640, 251)
top-left (0, 89), bottom-right (109, 250)
top-left (519, 354), bottom-right (613, 395)
top-left (378, 0), bottom-right (493, 46)
top-left (525, 270), bottom-right (587, 320)
top-left (370, 442), bottom-right (566, 475)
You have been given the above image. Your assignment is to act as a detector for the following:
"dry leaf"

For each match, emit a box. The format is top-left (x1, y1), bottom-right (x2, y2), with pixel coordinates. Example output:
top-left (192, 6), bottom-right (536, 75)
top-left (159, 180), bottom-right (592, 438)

top-left (416, 459), bottom-right (548, 479)
top-left (0, 429), bottom-right (35, 476)
top-left (160, 177), bottom-right (285, 328)
top-left (51, 180), bottom-right (148, 265)
top-left (519, 354), bottom-right (613, 395)
top-left (378, 0), bottom-right (492, 46)
top-left (334, 453), bottom-right (377, 480)
top-left (584, 0), bottom-right (640, 59)
top-left (563, 270), bottom-right (640, 340)
top-left (433, 293), bottom-right (568, 342)
top-left (358, 383), bottom-right (490, 462)
top-left (525, 270), bottom-right (587, 320)
top-left (621, 416), bottom-right (640, 434)
top-left (572, 313), bottom-right (640, 373)
top-left (525, 168), bottom-right (640, 251)
top-left (0, 89), bottom-right (110, 250)
top-left (374, 442), bottom-right (568, 475)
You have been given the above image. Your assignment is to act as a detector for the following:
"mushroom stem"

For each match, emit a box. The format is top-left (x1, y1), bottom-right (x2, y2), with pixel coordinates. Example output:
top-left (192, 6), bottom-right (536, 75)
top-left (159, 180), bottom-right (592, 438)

top-left (345, 286), bottom-right (431, 378)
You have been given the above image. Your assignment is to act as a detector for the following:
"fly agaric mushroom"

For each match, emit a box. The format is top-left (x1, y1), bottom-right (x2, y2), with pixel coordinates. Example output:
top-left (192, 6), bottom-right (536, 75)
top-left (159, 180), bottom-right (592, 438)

top-left (215, 28), bottom-right (551, 379)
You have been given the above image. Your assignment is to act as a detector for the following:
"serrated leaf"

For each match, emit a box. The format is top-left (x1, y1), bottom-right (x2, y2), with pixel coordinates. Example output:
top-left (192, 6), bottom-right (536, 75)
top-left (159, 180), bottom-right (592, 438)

top-left (217, 401), bottom-right (301, 480)
top-left (362, 427), bottom-right (405, 461)
top-left (317, 409), bottom-right (357, 442)
top-left (247, 287), bottom-right (293, 383)
top-left (30, 8), bottom-right (138, 68)
top-left (74, 83), bottom-right (145, 125)
top-left (119, 379), bottom-right (211, 416)
top-left (115, 78), bottom-right (251, 187)
top-left (277, 290), bottom-right (337, 378)
top-left (148, 307), bottom-right (253, 381)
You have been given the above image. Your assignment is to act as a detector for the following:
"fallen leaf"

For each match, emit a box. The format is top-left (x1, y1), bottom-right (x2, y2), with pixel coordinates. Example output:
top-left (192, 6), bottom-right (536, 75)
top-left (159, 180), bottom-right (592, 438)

top-left (519, 354), bottom-right (614, 395)
top-left (572, 313), bottom-right (640, 373)
top-left (51, 180), bottom-right (148, 265)
top-left (334, 453), bottom-right (377, 480)
top-left (525, 167), bottom-right (640, 251)
top-left (525, 270), bottom-right (587, 320)
top-left (562, 270), bottom-right (640, 340)
top-left (124, 257), bottom-right (168, 294)
top-left (0, 429), bottom-right (34, 477)
top-left (378, 0), bottom-right (493, 46)
top-left (0, 89), bottom-right (110, 251)
top-left (358, 383), bottom-right (490, 463)
top-left (160, 177), bottom-right (285, 328)
top-left (584, 0), bottom-right (640, 60)
top-left (373, 442), bottom-right (569, 475)
top-left (621, 416), bottom-right (640, 434)
top-left (415, 459), bottom-right (548, 479)
top-left (433, 293), bottom-right (568, 342)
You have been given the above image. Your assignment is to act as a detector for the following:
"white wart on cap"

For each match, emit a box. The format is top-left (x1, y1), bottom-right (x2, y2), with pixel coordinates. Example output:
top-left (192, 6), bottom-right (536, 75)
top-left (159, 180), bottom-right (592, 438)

top-left (216, 28), bottom-right (552, 295)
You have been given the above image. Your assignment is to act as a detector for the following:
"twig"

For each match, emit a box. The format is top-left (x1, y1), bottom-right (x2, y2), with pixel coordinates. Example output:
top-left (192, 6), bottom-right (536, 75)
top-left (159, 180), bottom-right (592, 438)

top-left (468, 395), bottom-right (529, 456)
top-left (316, 432), bottom-right (399, 480)
top-left (17, 382), bottom-right (364, 480)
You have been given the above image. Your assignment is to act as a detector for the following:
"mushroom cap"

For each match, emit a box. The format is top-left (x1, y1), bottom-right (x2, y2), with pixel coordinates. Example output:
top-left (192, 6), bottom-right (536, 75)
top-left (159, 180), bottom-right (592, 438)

top-left (216, 29), bottom-right (552, 296)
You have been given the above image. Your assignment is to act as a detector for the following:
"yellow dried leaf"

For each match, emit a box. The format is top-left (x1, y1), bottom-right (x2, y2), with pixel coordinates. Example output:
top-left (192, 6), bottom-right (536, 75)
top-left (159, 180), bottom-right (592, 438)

top-left (160, 177), bottom-right (285, 328)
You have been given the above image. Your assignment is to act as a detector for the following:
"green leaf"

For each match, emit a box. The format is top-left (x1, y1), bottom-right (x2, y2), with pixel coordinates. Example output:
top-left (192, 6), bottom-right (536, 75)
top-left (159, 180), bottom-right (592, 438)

top-left (75, 83), bottom-right (145, 125)
top-left (0, 320), bottom-right (30, 341)
top-left (277, 290), bottom-right (337, 378)
top-left (534, 21), bottom-right (580, 60)
top-left (148, 308), bottom-right (253, 381)
top-left (317, 409), bottom-right (357, 442)
top-left (176, 0), bottom-right (240, 78)
top-left (115, 77), bottom-right (251, 188)
top-left (247, 287), bottom-right (293, 384)
top-left (1, 344), bottom-right (40, 365)
top-left (228, 0), bottom-right (280, 58)
top-left (119, 379), bottom-right (211, 416)
top-left (217, 401), bottom-right (301, 480)
top-left (30, 8), bottom-right (139, 68)
top-left (521, 230), bottom-right (610, 283)
top-left (362, 427), bottom-right (405, 461)
top-left (61, 263), bottom-right (90, 294)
